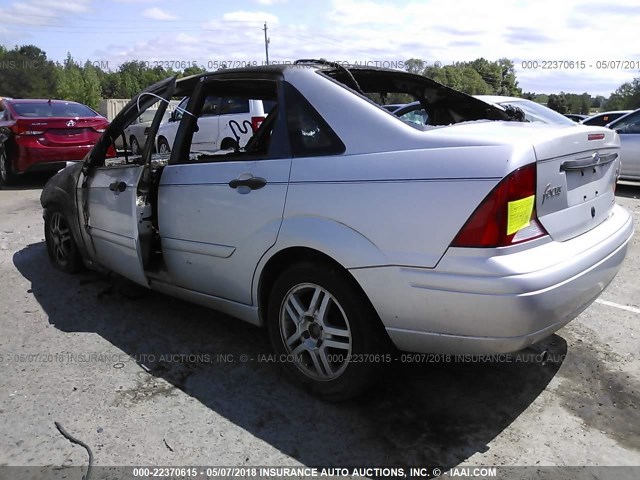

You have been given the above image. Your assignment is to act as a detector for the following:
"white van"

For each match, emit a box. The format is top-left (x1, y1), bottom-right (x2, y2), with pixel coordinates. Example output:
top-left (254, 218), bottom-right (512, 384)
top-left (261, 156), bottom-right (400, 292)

top-left (156, 95), bottom-right (272, 153)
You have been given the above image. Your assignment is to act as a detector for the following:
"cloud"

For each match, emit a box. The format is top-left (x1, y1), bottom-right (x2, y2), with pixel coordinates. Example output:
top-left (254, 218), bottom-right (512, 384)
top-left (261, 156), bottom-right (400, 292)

top-left (0, 0), bottom-right (91, 26)
top-left (85, 0), bottom-right (640, 96)
top-left (142, 7), bottom-right (178, 21)
top-left (504, 28), bottom-right (552, 45)
top-left (255, 0), bottom-right (286, 4)
top-left (221, 11), bottom-right (279, 24)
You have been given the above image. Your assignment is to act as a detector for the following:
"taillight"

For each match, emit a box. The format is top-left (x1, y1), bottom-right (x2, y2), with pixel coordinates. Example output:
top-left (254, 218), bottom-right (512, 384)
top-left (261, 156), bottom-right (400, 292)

top-left (94, 122), bottom-right (109, 133)
top-left (251, 116), bottom-right (265, 132)
top-left (451, 163), bottom-right (548, 248)
top-left (11, 124), bottom-right (44, 136)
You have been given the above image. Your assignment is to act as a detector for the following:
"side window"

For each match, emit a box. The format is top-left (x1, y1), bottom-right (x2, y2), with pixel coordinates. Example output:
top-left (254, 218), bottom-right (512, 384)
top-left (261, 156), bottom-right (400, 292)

top-left (284, 82), bottom-right (345, 157)
top-left (176, 79), bottom-right (287, 163)
top-left (613, 112), bottom-right (640, 134)
top-left (172, 97), bottom-right (189, 122)
top-left (220, 97), bottom-right (250, 115)
top-left (103, 96), bottom-right (172, 166)
top-left (200, 95), bottom-right (220, 116)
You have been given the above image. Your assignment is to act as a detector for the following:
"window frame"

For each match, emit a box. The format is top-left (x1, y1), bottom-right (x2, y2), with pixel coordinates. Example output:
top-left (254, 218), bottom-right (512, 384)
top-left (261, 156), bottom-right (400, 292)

top-left (169, 74), bottom-right (291, 166)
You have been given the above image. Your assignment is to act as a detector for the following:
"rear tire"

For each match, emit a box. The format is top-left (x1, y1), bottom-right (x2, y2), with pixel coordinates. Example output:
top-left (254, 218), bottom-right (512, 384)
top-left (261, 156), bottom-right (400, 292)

top-left (158, 137), bottom-right (171, 154)
top-left (220, 137), bottom-right (239, 150)
top-left (44, 207), bottom-right (84, 273)
top-left (0, 144), bottom-right (16, 187)
top-left (267, 262), bottom-right (384, 401)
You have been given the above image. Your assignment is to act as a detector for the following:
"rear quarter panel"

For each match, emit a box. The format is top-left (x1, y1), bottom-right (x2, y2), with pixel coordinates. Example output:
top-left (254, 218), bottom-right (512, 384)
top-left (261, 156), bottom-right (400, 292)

top-left (280, 145), bottom-right (535, 269)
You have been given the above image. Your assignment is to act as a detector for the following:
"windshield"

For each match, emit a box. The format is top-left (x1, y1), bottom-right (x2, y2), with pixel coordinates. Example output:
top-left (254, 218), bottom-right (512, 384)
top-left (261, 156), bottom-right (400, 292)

top-left (498, 99), bottom-right (575, 125)
top-left (12, 101), bottom-right (98, 118)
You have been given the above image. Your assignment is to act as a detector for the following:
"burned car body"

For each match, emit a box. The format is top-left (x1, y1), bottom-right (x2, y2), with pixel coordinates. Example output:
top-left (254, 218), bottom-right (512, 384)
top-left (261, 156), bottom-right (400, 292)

top-left (42, 62), bottom-right (634, 399)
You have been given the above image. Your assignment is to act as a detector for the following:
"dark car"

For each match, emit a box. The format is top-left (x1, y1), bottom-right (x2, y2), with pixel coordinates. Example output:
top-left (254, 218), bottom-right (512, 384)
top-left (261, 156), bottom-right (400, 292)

top-left (582, 111), bottom-right (633, 127)
top-left (0, 98), bottom-right (109, 185)
top-left (564, 113), bottom-right (589, 122)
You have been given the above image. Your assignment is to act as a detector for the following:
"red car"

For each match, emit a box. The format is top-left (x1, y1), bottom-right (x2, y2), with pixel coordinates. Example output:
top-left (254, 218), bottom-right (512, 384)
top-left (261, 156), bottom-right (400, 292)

top-left (0, 98), bottom-right (110, 185)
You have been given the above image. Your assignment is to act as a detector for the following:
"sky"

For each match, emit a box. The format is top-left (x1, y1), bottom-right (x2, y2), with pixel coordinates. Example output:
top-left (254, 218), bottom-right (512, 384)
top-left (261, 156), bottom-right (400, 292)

top-left (1, 0), bottom-right (639, 96)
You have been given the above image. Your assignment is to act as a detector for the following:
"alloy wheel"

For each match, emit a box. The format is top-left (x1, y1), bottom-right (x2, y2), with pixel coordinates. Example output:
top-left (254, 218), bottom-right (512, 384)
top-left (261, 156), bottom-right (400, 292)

top-left (279, 283), bottom-right (352, 381)
top-left (0, 148), bottom-right (7, 182)
top-left (48, 211), bottom-right (72, 268)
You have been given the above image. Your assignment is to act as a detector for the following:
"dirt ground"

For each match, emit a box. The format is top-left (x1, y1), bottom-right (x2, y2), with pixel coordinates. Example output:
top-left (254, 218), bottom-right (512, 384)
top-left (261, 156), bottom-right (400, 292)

top-left (0, 176), bottom-right (639, 479)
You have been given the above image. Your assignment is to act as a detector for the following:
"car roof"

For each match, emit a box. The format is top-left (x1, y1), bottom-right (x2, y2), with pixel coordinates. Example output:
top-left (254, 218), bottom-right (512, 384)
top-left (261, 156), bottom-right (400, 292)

top-left (5, 98), bottom-right (85, 105)
top-left (607, 107), bottom-right (640, 126)
top-left (587, 110), bottom-right (632, 116)
top-left (474, 95), bottom-right (526, 103)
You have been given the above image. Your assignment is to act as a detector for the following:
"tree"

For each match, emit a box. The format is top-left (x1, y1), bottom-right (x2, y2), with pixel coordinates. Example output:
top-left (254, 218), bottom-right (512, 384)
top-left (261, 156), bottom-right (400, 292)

top-left (404, 58), bottom-right (426, 75)
top-left (81, 61), bottom-right (102, 109)
top-left (0, 45), bottom-right (57, 97)
top-left (54, 54), bottom-right (102, 108)
top-left (603, 78), bottom-right (640, 110)
top-left (496, 58), bottom-right (521, 96)
top-left (547, 93), bottom-right (568, 114)
top-left (182, 65), bottom-right (206, 77)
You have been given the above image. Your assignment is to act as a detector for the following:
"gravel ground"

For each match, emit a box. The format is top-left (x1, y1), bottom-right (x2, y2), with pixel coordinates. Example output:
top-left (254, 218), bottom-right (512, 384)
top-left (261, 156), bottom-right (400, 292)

top-left (0, 176), bottom-right (639, 479)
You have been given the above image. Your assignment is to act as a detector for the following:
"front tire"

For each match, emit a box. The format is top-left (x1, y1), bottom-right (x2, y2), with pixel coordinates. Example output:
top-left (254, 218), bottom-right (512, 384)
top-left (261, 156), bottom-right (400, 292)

top-left (130, 136), bottom-right (140, 155)
top-left (44, 207), bottom-right (84, 273)
top-left (0, 143), bottom-right (16, 186)
top-left (267, 262), bottom-right (384, 400)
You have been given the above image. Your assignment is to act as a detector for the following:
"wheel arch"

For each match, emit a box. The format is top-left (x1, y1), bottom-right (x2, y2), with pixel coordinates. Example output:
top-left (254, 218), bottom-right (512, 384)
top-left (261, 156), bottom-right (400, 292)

top-left (255, 216), bottom-right (390, 323)
top-left (255, 245), bottom-right (388, 342)
top-left (220, 137), bottom-right (238, 150)
top-left (40, 164), bottom-right (89, 264)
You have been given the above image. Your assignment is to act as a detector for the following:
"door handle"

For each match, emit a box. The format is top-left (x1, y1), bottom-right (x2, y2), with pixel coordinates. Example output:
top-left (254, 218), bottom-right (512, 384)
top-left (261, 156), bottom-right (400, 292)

top-left (228, 176), bottom-right (267, 190)
top-left (109, 181), bottom-right (127, 192)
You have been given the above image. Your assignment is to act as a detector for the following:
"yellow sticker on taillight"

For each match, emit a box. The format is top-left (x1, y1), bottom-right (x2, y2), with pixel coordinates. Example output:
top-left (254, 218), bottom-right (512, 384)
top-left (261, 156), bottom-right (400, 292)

top-left (507, 195), bottom-right (535, 235)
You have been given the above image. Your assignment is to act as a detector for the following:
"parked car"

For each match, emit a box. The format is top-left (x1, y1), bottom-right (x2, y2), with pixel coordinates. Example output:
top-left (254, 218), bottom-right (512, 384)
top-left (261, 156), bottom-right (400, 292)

top-left (606, 108), bottom-right (640, 180)
top-left (474, 96), bottom-right (577, 125)
top-left (565, 113), bottom-right (589, 122)
top-left (124, 108), bottom-right (169, 154)
top-left (395, 96), bottom-right (577, 127)
top-left (156, 96), bottom-right (272, 153)
top-left (41, 62), bottom-right (634, 399)
top-left (0, 98), bottom-right (109, 185)
top-left (582, 111), bottom-right (633, 127)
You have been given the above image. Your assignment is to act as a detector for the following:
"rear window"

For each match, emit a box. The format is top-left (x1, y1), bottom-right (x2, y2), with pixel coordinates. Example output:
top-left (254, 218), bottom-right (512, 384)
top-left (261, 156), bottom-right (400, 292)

top-left (11, 102), bottom-right (98, 118)
top-left (220, 97), bottom-right (249, 115)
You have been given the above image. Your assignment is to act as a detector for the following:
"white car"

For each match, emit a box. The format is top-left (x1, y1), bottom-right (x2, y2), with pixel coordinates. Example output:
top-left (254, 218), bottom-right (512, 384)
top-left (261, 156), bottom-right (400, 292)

top-left (41, 63), bottom-right (634, 400)
top-left (156, 96), bottom-right (271, 153)
top-left (123, 108), bottom-right (169, 154)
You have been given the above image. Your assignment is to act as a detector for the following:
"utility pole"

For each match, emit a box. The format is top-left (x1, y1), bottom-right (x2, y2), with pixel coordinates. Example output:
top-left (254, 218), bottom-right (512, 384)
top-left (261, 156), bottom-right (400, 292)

top-left (263, 22), bottom-right (270, 65)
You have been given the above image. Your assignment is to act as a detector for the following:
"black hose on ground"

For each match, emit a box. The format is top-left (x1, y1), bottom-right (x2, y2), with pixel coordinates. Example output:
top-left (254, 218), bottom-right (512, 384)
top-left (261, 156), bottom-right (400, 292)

top-left (55, 421), bottom-right (94, 480)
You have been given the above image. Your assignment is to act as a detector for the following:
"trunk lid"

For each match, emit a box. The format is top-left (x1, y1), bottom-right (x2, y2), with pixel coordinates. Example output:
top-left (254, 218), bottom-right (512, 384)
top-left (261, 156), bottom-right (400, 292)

top-left (16, 117), bottom-right (108, 146)
top-left (417, 121), bottom-right (620, 243)
top-left (534, 126), bottom-right (620, 241)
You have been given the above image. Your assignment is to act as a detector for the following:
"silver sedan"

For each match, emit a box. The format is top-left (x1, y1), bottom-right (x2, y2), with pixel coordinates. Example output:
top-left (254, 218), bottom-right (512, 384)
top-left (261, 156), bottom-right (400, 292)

top-left (607, 108), bottom-right (640, 180)
top-left (40, 61), bottom-right (634, 399)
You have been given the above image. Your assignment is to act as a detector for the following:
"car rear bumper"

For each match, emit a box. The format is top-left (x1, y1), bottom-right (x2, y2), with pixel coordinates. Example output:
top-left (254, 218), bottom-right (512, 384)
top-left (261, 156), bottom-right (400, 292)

top-left (15, 139), bottom-right (93, 173)
top-left (350, 204), bottom-right (634, 354)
